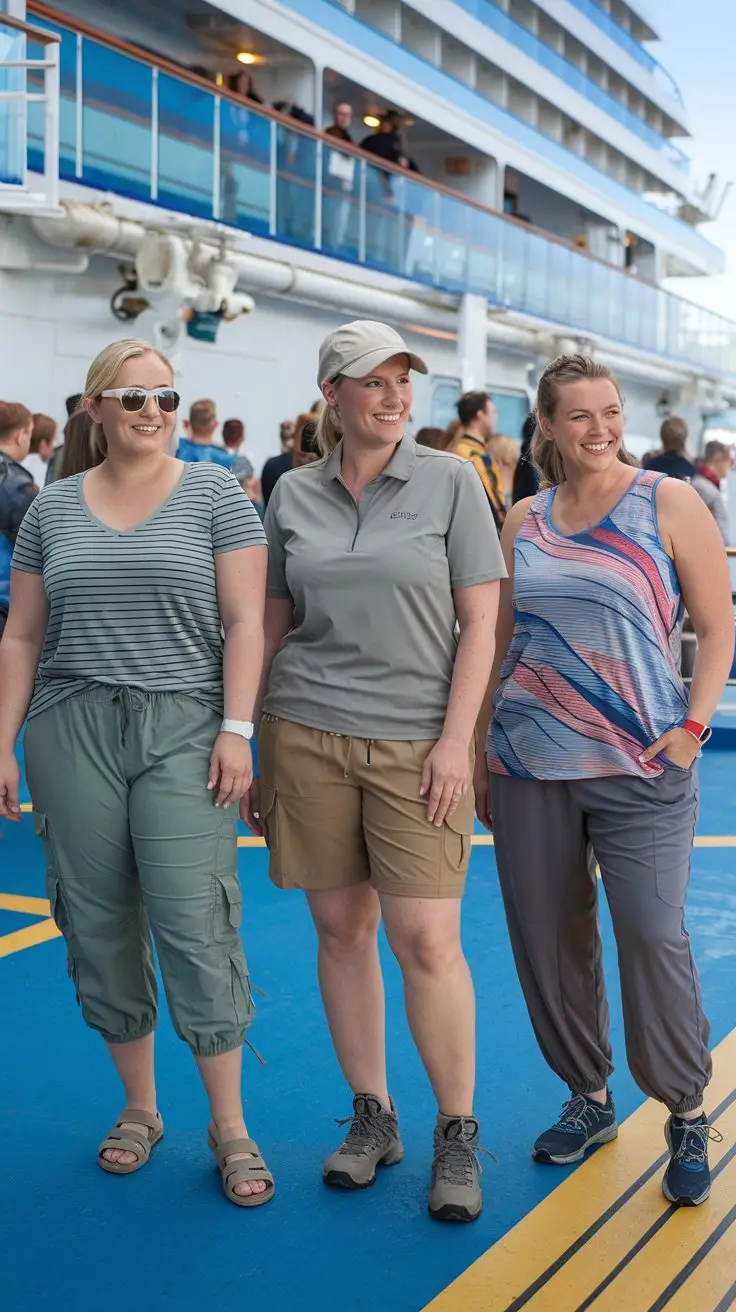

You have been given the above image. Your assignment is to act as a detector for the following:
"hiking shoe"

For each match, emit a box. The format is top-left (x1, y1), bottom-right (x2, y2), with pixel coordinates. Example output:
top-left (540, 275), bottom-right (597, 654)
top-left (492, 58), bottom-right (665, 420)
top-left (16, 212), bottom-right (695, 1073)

top-left (323, 1093), bottom-right (403, 1189)
top-left (428, 1115), bottom-right (483, 1223)
top-left (662, 1113), bottom-right (718, 1207)
top-left (533, 1092), bottom-right (618, 1165)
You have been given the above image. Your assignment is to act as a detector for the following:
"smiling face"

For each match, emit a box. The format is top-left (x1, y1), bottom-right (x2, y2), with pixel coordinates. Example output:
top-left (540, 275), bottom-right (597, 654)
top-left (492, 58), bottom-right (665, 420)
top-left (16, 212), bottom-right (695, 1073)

top-left (540, 378), bottom-right (625, 478)
top-left (322, 353), bottom-right (413, 451)
top-left (88, 352), bottom-right (177, 458)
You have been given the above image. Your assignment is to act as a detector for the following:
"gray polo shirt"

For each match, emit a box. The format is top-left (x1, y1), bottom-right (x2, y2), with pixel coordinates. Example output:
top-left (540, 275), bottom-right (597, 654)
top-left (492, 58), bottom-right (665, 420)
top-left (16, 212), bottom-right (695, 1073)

top-left (263, 436), bottom-right (506, 739)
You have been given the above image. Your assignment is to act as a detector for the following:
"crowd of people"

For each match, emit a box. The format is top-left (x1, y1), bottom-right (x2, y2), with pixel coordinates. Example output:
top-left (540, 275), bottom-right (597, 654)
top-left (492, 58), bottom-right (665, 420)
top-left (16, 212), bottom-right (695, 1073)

top-left (0, 320), bottom-right (734, 1227)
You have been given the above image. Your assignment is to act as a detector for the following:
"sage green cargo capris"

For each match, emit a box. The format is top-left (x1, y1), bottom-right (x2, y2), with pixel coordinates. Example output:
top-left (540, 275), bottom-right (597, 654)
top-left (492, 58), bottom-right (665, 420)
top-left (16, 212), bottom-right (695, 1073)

top-left (23, 686), bottom-right (253, 1057)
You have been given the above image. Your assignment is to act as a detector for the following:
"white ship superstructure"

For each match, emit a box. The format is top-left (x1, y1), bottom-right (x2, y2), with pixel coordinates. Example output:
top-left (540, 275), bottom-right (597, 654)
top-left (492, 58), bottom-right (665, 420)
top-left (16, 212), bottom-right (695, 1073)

top-left (0, 0), bottom-right (733, 462)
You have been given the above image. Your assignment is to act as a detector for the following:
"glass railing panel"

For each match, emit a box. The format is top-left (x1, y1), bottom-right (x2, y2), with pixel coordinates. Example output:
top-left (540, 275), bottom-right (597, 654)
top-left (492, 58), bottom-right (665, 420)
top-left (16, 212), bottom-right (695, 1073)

top-left (0, 20), bottom-right (24, 184)
top-left (467, 206), bottom-right (500, 300)
top-left (321, 143), bottom-right (361, 260)
top-left (498, 221), bottom-right (532, 314)
top-left (546, 241), bottom-right (574, 327)
top-left (435, 192), bottom-right (473, 293)
top-left (275, 123), bottom-right (316, 247)
top-left (27, 21), bottom-right (76, 179)
top-left (82, 40), bottom-right (152, 200)
top-left (523, 228), bottom-right (552, 319)
top-left (158, 72), bottom-right (213, 218)
top-left (403, 174), bottom-right (442, 287)
top-left (220, 100), bottom-right (271, 236)
top-left (363, 160), bottom-right (404, 275)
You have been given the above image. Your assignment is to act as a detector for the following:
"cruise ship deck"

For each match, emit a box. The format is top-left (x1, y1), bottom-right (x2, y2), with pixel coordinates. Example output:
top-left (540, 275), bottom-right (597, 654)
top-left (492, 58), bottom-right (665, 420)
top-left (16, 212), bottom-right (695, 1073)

top-left (3, 738), bottom-right (735, 1312)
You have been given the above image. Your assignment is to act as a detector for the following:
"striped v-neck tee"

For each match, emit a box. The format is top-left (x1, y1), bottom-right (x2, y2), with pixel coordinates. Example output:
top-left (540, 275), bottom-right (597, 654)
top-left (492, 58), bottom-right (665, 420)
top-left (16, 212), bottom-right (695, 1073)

top-left (12, 463), bottom-right (266, 719)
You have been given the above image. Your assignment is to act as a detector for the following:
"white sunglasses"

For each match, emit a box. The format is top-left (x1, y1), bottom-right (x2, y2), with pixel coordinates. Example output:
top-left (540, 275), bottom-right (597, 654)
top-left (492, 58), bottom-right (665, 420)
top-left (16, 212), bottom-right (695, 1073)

top-left (100, 387), bottom-right (181, 414)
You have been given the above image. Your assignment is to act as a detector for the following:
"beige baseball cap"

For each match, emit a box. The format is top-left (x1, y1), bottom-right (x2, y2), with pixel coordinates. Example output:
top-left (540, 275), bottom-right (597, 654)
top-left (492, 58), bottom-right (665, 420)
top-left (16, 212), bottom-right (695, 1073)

top-left (318, 320), bottom-right (428, 386)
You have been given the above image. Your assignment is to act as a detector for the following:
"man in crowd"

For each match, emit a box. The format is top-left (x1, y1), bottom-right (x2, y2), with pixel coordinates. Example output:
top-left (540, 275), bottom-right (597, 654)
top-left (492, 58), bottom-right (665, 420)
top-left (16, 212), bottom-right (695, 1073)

top-left (176, 398), bottom-right (234, 469)
top-left (325, 101), bottom-right (354, 144)
top-left (692, 439), bottom-right (733, 545)
top-left (449, 390), bottom-right (507, 532)
top-left (0, 402), bottom-right (37, 637)
top-left (23, 413), bottom-right (58, 490)
top-left (643, 416), bottom-right (696, 481)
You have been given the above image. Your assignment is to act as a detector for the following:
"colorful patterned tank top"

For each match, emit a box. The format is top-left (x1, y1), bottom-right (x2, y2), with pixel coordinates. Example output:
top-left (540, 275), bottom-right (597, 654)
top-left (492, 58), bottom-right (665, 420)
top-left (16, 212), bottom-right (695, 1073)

top-left (488, 471), bottom-right (688, 780)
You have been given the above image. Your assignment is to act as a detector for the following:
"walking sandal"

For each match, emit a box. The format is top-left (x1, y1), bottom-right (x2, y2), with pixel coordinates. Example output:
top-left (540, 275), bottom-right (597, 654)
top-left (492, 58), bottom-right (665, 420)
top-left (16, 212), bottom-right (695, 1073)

top-left (98, 1108), bottom-right (163, 1175)
top-left (207, 1121), bottom-right (275, 1208)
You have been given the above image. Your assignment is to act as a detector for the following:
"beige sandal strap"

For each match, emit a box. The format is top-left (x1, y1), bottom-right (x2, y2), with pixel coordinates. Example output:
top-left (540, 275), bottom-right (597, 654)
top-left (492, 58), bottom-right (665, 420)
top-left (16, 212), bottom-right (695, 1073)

top-left (99, 1130), bottom-right (152, 1162)
top-left (118, 1108), bottom-right (162, 1134)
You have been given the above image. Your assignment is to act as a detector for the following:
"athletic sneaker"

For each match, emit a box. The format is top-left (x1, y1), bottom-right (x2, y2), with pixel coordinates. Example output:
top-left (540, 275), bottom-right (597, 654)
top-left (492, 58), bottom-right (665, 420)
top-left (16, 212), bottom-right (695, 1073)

top-left (428, 1115), bottom-right (483, 1223)
top-left (533, 1092), bottom-right (618, 1164)
top-left (662, 1113), bottom-right (718, 1206)
top-left (323, 1093), bottom-right (403, 1189)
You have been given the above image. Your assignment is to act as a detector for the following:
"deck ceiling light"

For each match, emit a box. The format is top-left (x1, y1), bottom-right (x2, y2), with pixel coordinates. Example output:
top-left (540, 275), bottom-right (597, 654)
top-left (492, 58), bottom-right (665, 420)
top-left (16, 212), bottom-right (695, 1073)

top-left (363, 114), bottom-right (381, 128)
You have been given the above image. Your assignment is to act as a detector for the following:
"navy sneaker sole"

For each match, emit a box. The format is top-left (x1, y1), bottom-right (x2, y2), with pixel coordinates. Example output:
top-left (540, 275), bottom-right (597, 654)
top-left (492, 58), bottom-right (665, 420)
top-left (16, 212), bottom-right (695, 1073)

top-left (533, 1122), bottom-right (619, 1165)
top-left (662, 1120), bottom-right (711, 1207)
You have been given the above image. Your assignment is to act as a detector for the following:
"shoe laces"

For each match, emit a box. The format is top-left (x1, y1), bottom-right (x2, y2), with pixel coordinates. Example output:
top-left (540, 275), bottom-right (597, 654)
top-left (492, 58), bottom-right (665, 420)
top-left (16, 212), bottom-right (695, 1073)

top-left (552, 1094), bottom-right (607, 1136)
top-left (671, 1119), bottom-right (723, 1168)
top-left (335, 1099), bottom-right (395, 1158)
top-left (433, 1121), bottom-right (496, 1186)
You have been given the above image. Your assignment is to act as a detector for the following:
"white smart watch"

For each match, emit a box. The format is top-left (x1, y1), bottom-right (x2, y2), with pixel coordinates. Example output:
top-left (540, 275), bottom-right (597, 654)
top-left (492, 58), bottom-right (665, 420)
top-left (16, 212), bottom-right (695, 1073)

top-left (220, 719), bottom-right (255, 741)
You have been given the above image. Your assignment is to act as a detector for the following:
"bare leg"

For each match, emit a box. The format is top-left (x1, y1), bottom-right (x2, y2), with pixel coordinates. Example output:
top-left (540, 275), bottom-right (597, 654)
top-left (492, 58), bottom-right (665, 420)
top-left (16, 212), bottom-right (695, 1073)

top-left (307, 884), bottom-right (389, 1106)
top-left (101, 1033), bottom-right (158, 1166)
top-left (381, 896), bottom-right (475, 1116)
top-left (196, 1047), bottom-right (266, 1198)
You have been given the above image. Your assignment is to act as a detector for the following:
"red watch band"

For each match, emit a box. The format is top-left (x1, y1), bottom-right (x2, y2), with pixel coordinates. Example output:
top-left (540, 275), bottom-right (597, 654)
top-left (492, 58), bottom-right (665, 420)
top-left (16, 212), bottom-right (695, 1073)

top-left (684, 719), bottom-right (709, 742)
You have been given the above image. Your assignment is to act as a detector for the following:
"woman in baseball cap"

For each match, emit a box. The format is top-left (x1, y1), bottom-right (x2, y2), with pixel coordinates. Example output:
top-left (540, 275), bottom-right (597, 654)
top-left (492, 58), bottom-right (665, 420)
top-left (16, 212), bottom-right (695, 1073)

top-left (244, 320), bottom-right (507, 1222)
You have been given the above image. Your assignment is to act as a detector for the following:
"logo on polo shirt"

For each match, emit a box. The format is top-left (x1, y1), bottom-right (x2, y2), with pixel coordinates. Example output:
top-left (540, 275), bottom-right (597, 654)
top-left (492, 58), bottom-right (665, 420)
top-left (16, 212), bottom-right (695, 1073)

top-left (390, 511), bottom-right (417, 520)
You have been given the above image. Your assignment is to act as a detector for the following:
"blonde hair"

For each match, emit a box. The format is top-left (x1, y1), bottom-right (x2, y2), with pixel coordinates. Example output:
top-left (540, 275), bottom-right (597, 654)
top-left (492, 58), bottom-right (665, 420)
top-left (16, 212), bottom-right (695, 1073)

top-left (315, 378), bottom-right (343, 456)
top-left (488, 434), bottom-right (519, 469)
top-left (531, 354), bottom-right (636, 487)
top-left (83, 338), bottom-right (173, 458)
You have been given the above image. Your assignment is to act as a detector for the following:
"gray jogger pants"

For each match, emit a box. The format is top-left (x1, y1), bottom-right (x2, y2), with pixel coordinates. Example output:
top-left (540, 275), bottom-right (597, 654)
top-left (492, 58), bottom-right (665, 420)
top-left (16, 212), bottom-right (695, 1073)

top-left (491, 766), bottom-right (710, 1115)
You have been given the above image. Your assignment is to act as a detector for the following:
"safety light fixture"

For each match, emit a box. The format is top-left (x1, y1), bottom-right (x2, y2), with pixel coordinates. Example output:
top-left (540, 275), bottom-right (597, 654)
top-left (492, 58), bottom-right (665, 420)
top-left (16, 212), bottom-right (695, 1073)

top-left (236, 51), bottom-right (259, 65)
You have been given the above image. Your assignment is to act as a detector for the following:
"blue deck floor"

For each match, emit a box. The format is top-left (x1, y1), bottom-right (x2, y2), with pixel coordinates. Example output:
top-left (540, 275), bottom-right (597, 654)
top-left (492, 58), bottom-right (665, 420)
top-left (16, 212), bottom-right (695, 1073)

top-left (2, 752), bottom-right (736, 1312)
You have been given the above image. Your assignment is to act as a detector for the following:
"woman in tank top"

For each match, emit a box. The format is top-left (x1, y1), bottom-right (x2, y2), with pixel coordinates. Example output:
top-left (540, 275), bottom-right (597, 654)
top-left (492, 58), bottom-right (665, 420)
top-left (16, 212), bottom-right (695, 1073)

top-left (474, 354), bottom-right (734, 1208)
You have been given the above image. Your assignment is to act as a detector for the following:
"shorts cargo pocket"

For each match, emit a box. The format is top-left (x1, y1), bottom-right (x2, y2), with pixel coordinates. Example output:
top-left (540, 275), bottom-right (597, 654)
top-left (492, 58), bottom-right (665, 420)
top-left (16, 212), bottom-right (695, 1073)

top-left (442, 803), bottom-right (474, 875)
top-left (258, 784), bottom-right (277, 852)
top-left (212, 872), bottom-right (243, 944)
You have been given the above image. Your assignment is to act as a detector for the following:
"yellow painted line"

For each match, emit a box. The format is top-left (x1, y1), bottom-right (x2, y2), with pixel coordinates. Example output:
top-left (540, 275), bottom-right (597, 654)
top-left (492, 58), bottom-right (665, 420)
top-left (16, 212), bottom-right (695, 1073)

top-left (0, 917), bottom-right (60, 958)
top-left (423, 1028), bottom-right (736, 1312)
top-left (663, 1241), bottom-right (736, 1312)
top-left (0, 893), bottom-right (51, 916)
top-left (591, 1160), bottom-right (736, 1311)
top-left (20, 802), bottom-right (31, 813)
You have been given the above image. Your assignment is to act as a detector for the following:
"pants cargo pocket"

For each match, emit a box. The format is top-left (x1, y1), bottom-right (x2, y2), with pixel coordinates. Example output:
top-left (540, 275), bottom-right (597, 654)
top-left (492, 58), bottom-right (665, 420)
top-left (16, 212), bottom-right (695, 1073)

top-left (33, 811), bottom-right (82, 1006)
top-left (212, 872), bottom-right (243, 944)
top-left (230, 950), bottom-right (255, 1032)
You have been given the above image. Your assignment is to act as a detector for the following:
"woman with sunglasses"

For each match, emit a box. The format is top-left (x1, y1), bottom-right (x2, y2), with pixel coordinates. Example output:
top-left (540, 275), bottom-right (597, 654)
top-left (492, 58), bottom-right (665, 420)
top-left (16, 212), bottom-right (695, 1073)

top-left (0, 338), bottom-right (273, 1208)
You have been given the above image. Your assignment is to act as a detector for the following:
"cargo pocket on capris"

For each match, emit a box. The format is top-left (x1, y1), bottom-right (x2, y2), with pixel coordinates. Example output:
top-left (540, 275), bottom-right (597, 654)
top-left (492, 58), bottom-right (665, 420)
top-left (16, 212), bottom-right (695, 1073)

top-left (32, 811), bottom-right (81, 1003)
top-left (211, 872), bottom-right (243, 944)
top-left (230, 950), bottom-right (256, 1032)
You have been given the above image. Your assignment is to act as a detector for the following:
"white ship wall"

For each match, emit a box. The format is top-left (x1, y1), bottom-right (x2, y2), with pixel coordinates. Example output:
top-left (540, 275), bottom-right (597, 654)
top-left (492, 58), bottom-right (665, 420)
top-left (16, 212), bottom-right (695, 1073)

top-left (0, 259), bottom-right (700, 468)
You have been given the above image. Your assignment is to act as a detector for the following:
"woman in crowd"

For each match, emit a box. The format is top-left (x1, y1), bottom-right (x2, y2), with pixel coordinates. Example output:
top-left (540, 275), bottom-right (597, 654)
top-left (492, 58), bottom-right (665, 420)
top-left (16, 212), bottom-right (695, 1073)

top-left (487, 434), bottom-right (519, 506)
top-left (244, 320), bottom-right (505, 1222)
top-left (57, 408), bottom-right (102, 479)
top-left (0, 338), bottom-right (272, 1208)
top-left (476, 353), bottom-right (733, 1206)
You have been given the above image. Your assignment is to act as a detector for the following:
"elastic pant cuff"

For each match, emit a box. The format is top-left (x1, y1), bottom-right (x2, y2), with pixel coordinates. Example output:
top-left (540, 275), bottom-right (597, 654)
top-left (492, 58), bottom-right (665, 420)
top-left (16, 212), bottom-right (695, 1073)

top-left (570, 1077), bottom-right (612, 1098)
top-left (670, 1093), bottom-right (706, 1116)
top-left (100, 1023), bottom-right (156, 1045)
top-left (191, 1033), bottom-right (246, 1058)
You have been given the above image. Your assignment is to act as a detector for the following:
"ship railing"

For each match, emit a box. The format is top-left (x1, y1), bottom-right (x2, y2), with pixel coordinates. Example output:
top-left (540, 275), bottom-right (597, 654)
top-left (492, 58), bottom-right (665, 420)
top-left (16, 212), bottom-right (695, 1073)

top-left (447, 0), bottom-right (688, 171)
top-left (17, 4), bottom-right (736, 383)
top-left (0, 11), bottom-right (58, 210)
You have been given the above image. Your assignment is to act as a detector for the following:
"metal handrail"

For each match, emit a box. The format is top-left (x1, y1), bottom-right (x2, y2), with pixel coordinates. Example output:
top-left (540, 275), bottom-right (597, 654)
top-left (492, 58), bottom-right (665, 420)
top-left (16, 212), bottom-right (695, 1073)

top-left (0, 11), bottom-right (60, 207)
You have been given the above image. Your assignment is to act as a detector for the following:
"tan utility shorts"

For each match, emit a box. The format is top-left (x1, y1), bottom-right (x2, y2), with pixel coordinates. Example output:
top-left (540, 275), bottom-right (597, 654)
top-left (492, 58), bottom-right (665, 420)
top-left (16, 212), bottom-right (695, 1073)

top-left (258, 716), bottom-right (474, 898)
